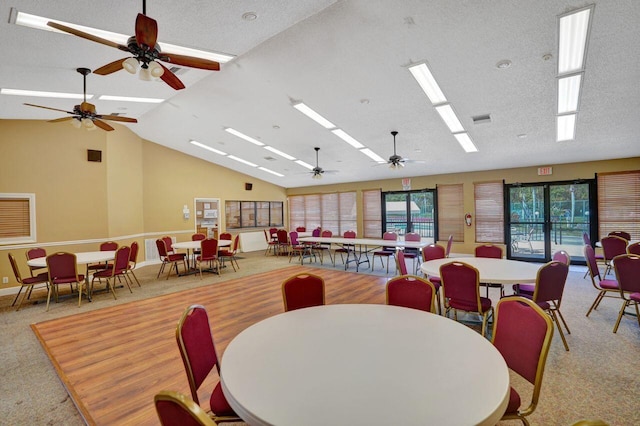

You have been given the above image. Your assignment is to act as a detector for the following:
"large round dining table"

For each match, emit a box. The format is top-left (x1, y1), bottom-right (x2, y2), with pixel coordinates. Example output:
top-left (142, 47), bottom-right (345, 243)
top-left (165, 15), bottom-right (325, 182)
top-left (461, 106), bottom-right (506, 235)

top-left (420, 256), bottom-right (542, 284)
top-left (220, 304), bottom-right (510, 426)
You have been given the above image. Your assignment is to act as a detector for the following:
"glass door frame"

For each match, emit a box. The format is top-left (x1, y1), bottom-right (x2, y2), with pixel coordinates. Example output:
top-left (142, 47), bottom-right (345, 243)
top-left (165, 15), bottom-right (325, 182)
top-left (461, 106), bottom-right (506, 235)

top-left (381, 189), bottom-right (437, 239)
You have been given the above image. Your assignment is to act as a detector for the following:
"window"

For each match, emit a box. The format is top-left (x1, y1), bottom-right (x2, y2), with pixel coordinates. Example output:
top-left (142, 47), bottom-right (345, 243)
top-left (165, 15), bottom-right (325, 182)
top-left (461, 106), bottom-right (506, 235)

top-left (474, 181), bottom-right (504, 243)
top-left (288, 192), bottom-right (357, 235)
top-left (597, 170), bottom-right (640, 240)
top-left (437, 184), bottom-right (464, 242)
top-left (0, 193), bottom-right (36, 244)
top-left (363, 189), bottom-right (382, 238)
top-left (225, 201), bottom-right (283, 229)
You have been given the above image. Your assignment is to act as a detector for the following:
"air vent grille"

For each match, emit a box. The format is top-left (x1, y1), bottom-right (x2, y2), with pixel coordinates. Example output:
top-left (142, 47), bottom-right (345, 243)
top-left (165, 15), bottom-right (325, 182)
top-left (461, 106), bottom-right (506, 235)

top-left (263, 156), bottom-right (277, 161)
top-left (472, 114), bottom-right (492, 124)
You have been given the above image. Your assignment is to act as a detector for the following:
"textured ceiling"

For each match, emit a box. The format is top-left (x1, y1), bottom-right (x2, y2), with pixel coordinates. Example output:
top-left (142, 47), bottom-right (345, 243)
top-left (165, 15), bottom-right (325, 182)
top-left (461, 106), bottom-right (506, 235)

top-left (1, 0), bottom-right (639, 188)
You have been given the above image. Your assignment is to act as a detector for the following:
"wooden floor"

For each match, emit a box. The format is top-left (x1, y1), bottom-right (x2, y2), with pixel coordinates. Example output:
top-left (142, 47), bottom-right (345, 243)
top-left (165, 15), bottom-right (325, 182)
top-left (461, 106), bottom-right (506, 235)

top-left (31, 266), bottom-right (389, 426)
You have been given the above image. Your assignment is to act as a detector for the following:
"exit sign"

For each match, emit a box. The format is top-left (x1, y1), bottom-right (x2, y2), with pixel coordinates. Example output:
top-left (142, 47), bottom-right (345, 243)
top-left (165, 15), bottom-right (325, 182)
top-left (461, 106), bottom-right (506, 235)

top-left (538, 166), bottom-right (553, 176)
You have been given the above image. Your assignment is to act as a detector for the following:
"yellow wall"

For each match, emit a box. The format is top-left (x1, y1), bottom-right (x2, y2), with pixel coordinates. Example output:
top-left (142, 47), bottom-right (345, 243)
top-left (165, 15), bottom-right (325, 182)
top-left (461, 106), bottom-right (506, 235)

top-left (286, 157), bottom-right (640, 253)
top-left (0, 119), bottom-right (287, 291)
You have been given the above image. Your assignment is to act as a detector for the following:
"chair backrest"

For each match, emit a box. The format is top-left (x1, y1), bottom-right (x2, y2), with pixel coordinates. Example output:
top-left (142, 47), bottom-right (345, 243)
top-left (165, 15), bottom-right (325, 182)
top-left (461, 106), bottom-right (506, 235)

top-left (114, 246), bottom-right (132, 272)
top-left (155, 390), bottom-right (217, 426)
top-left (282, 273), bottom-right (325, 311)
top-left (175, 305), bottom-right (220, 405)
top-left (445, 235), bottom-right (453, 257)
top-left (583, 245), bottom-right (603, 281)
top-left (312, 227), bottom-right (321, 237)
top-left (405, 232), bottom-right (421, 242)
top-left (422, 244), bottom-right (446, 261)
top-left (396, 250), bottom-right (408, 275)
top-left (296, 226), bottom-right (306, 232)
top-left (231, 234), bottom-right (240, 252)
top-left (475, 244), bottom-right (503, 259)
top-left (492, 296), bottom-right (553, 408)
top-left (191, 233), bottom-right (206, 241)
top-left (601, 235), bottom-right (628, 261)
top-left (552, 250), bottom-right (571, 265)
top-left (200, 238), bottom-right (218, 259)
top-left (382, 231), bottom-right (397, 250)
top-left (582, 231), bottom-right (592, 246)
top-left (219, 232), bottom-right (232, 241)
top-left (8, 253), bottom-right (24, 283)
top-left (440, 261), bottom-right (481, 310)
top-left (613, 254), bottom-right (640, 294)
top-left (387, 275), bottom-right (436, 312)
top-left (269, 228), bottom-right (278, 239)
top-left (46, 252), bottom-right (80, 282)
top-left (26, 247), bottom-right (46, 260)
top-left (276, 229), bottom-right (289, 244)
top-left (321, 230), bottom-right (333, 237)
top-left (100, 241), bottom-right (118, 251)
top-left (608, 231), bottom-right (631, 241)
top-left (343, 230), bottom-right (356, 239)
top-left (289, 231), bottom-right (299, 245)
top-left (156, 239), bottom-right (169, 258)
top-left (162, 236), bottom-right (175, 252)
top-left (129, 241), bottom-right (139, 265)
top-left (628, 242), bottom-right (640, 255)
top-left (532, 261), bottom-right (569, 304)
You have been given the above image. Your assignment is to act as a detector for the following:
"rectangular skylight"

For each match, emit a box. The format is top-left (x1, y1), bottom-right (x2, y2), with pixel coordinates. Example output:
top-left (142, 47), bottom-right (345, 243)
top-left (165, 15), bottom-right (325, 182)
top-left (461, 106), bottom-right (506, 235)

top-left (190, 140), bottom-right (227, 156)
top-left (408, 62), bottom-right (447, 105)
top-left (258, 167), bottom-right (284, 177)
top-left (558, 6), bottom-right (593, 75)
top-left (1, 88), bottom-right (92, 99)
top-left (10, 9), bottom-right (234, 63)
top-left (98, 95), bottom-right (164, 103)
top-left (292, 102), bottom-right (336, 129)
top-left (224, 128), bottom-right (265, 146)
top-left (557, 114), bottom-right (576, 141)
top-left (264, 146), bottom-right (296, 161)
top-left (359, 148), bottom-right (386, 163)
top-left (435, 104), bottom-right (465, 133)
top-left (331, 129), bottom-right (364, 149)
top-left (453, 133), bottom-right (478, 153)
top-left (557, 74), bottom-right (582, 114)
top-left (228, 155), bottom-right (258, 167)
top-left (295, 160), bottom-right (314, 170)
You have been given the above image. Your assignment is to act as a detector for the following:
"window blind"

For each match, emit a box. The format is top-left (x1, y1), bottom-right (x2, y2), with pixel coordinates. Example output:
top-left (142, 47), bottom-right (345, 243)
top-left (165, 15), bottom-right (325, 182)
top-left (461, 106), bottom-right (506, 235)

top-left (474, 181), bottom-right (504, 243)
top-left (363, 189), bottom-right (382, 238)
top-left (437, 184), bottom-right (464, 242)
top-left (288, 192), bottom-right (357, 235)
top-left (597, 170), bottom-right (640, 240)
top-left (0, 198), bottom-right (30, 239)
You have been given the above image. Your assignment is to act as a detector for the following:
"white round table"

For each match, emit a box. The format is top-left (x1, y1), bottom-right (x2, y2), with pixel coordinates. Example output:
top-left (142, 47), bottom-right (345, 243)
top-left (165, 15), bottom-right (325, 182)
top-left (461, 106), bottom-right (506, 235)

top-left (421, 257), bottom-right (541, 284)
top-left (172, 239), bottom-right (231, 251)
top-left (26, 251), bottom-right (116, 269)
top-left (221, 304), bottom-right (509, 426)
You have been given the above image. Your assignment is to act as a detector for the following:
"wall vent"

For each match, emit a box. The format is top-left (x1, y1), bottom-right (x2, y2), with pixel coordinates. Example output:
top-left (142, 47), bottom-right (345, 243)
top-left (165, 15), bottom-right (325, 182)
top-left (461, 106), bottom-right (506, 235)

top-left (472, 114), bottom-right (492, 124)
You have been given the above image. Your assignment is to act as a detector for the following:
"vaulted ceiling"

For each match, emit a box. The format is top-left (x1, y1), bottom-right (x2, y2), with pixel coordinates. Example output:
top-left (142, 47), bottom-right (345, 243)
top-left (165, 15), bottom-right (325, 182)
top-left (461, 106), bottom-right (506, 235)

top-left (1, 1), bottom-right (639, 188)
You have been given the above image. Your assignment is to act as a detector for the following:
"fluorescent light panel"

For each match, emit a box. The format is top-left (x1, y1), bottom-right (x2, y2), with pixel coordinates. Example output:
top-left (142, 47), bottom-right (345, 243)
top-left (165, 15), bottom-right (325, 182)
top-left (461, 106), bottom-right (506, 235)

top-left (98, 95), bottom-right (164, 103)
top-left (228, 155), bottom-right (257, 167)
top-left (190, 140), bottom-right (227, 156)
top-left (435, 104), bottom-right (465, 133)
top-left (558, 7), bottom-right (592, 75)
top-left (331, 129), bottom-right (364, 149)
top-left (557, 74), bottom-right (582, 114)
top-left (292, 102), bottom-right (335, 129)
top-left (408, 62), bottom-right (447, 105)
top-left (453, 133), bottom-right (478, 153)
top-left (258, 167), bottom-right (284, 177)
top-left (557, 114), bottom-right (576, 141)
top-left (224, 128), bottom-right (265, 146)
top-left (295, 160), bottom-right (314, 170)
top-left (359, 148), bottom-right (386, 163)
top-left (1, 88), bottom-right (92, 99)
top-left (264, 146), bottom-right (296, 161)
top-left (11, 10), bottom-right (234, 63)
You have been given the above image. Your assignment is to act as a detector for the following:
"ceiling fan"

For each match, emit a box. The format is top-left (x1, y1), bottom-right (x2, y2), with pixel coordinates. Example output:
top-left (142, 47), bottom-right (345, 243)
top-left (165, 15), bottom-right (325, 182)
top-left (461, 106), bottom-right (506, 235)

top-left (23, 68), bottom-right (137, 131)
top-left (386, 131), bottom-right (423, 169)
top-left (46, 0), bottom-right (220, 90)
top-left (311, 147), bottom-right (338, 179)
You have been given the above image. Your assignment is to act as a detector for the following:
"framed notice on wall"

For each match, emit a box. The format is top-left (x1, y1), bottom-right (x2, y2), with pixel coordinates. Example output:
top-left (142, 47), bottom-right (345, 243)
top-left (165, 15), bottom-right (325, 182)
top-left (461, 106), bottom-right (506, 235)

top-left (204, 209), bottom-right (218, 219)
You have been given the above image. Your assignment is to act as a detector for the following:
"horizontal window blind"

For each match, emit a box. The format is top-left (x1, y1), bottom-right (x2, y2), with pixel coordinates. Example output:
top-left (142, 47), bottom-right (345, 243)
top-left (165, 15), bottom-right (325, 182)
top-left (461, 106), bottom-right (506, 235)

top-left (474, 181), bottom-right (504, 243)
top-left (437, 184), bottom-right (464, 242)
top-left (288, 192), bottom-right (357, 235)
top-left (597, 170), bottom-right (640, 240)
top-left (0, 198), bottom-right (30, 238)
top-left (363, 189), bottom-right (382, 238)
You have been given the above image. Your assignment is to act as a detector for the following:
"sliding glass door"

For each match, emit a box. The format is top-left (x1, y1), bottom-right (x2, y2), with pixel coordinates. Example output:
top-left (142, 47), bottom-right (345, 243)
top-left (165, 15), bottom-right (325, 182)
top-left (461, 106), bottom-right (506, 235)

top-left (382, 190), bottom-right (436, 243)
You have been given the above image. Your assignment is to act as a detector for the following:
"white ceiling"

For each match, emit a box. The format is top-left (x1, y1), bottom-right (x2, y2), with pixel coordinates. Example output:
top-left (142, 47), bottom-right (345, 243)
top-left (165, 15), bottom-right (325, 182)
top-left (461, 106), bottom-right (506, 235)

top-left (1, 0), bottom-right (639, 188)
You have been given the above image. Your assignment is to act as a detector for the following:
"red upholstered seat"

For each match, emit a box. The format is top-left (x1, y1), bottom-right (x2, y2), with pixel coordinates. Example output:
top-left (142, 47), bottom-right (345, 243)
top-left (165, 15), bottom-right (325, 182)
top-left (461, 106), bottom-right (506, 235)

top-left (218, 235), bottom-right (240, 271)
top-left (282, 273), bottom-right (325, 311)
top-left (125, 241), bottom-right (141, 287)
top-left (421, 243), bottom-right (445, 314)
top-left (154, 390), bottom-right (218, 426)
top-left (601, 236), bottom-right (628, 277)
top-left (91, 245), bottom-right (132, 299)
top-left (156, 239), bottom-right (187, 280)
top-left (513, 250), bottom-right (570, 296)
top-left (45, 252), bottom-right (87, 311)
top-left (195, 238), bottom-right (219, 279)
top-left (372, 231), bottom-right (397, 273)
top-left (612, 254), bottom-right (640, 333)
top-left (9, 253), bottom-right (49, 311)
top-left (584, 245), bottom-right (621, 317)
top-left (386, 274), bottom-right (436, 313)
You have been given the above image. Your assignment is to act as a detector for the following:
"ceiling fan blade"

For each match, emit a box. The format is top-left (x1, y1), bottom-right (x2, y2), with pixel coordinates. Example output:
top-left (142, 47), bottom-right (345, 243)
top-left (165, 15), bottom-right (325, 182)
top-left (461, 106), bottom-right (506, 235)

top-left (135, 13), bottom-right (158, 48)
top-left (99, 115), bottom-right (138, 123)
top-left (23, 103), bottom-right (74, 114)
top-left (158, 62), bottom-right (186, 90)
top-left (161, 53), bottom-right (220, 70)
top-left (93, 119), bottom-right (115, 131)
top-left (48, 117), bottom-right (75, 123)
top-left (94, 58), bottom-right (128, 75)
top-left (47, 21), bottom-right (129, 52)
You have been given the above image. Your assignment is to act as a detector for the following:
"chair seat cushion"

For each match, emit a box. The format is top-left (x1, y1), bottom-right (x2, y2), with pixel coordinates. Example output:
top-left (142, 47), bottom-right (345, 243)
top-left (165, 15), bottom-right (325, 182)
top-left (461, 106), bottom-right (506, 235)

top-left (94, 268), bottom-right (126, 278)
top-left (426, 276), bottom-right (441, 290)
top-left (52, 275), bottom-right (85, 284)
top-left (504, 386), bottom-right (521, 414)
top-left (373, 250), bottom-right (394, 256)
top-left (629, 293), bottom-right (640, 302)
top-left (167, 253), bottom-right (186, 261)
top-left (23, 272), bottom-right (49, 284)
top-left (196, 255), bottom-right (217, 262)
top-left (449, 296), bottom-right (492, 313)
top-left (210, 382), bottom-right (236, 416)
top-left (600, 279), bottom-right (619, 290)
top-left (513, 283), bottom-right (535, 295)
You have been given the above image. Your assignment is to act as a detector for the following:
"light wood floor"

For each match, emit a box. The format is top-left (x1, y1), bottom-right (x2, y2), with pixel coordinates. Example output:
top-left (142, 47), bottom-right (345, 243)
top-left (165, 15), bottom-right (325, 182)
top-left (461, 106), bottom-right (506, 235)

top-left (31, 265), bottom-right (389, 426)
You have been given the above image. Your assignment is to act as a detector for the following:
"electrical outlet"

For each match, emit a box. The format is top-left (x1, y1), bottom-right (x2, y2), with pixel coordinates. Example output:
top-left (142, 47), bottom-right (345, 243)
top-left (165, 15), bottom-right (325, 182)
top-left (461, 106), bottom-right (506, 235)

top-left (2, 277), bottom-right (8, 284)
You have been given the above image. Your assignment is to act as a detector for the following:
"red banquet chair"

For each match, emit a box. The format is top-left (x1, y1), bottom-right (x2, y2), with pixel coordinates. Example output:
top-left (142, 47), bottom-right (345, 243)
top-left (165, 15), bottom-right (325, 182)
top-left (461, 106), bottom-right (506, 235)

top-left (386, 274), bottom-right (436, 313)
top-left (628, 241), bottom-right (640, 255)
top-left (612, 254), bottom-right (640, 333)
top-left (402, 232), bottom-right (422, 274)
top-left (9, 253), bottom-right (49, 311)
top-left (372, 231), bottom-right (397, 273)
top-left (421, 244), bottom-right (445, 314)
top-left (125, 241), bottom-right (141, 287)
top-left (25, 247), bottom-right (47, 277)
top-left (218, 235), bottom-right (240, 271)
top-left (600, 235), bottom-right (628, 277)
top-left (91, 245), bottom-right (132, 299)
top-left (492, 296), bottom-right (554, 425)
top-left (282, 273), bottom-right (325, 312)
top-left (45, 252), bottom-right (87, 311)
top-left (513, 250), bottom-right (571, 297)
top-left (155, 390), bottom-right (218, 426)
top-left (335, 230), bottom-right (356, 267)
top-left (195, 238), bottom-right (220, 279)
top-left (156, 239), bottom-right (187, 280)
top-left (475, 244), bottom-right (504, 297)
top-left (608, 230), bottom-right (631, 241)
top-left (584, 245), bottom-right (620, 317)
top-left (175, 305), bottom-right (240, 423)
top-left (87, 241), bottom-right (118, 273)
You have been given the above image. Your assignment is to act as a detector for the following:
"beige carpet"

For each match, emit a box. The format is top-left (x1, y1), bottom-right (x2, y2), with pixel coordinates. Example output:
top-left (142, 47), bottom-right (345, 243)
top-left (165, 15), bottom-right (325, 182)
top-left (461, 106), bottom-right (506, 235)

top-left (1, 251), bottom-right (639, 425)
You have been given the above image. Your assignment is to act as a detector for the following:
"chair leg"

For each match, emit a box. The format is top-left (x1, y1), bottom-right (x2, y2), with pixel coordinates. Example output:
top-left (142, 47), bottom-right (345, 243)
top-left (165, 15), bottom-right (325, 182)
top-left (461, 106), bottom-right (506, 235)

top-left (550, 310), bottom-right (569, 350)
top-left (46, 285), bottom-right (54, 312)
top-left (613, 300), bottom-right (631, 333)
top-left (586, 291), bottom-right (605, 317)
